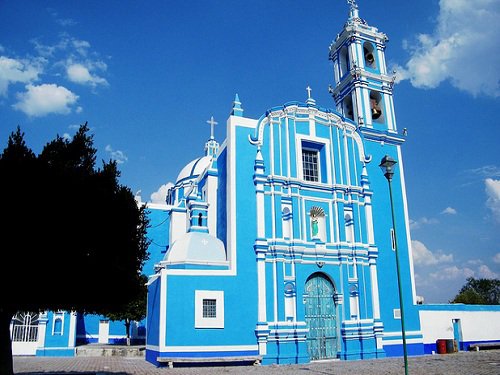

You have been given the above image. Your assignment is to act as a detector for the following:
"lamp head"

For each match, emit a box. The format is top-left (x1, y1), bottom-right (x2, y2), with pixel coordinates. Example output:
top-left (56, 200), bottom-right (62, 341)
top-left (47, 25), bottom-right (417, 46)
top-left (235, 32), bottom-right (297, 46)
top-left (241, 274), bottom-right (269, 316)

top-left (379, 155), bottom-right (397, 181)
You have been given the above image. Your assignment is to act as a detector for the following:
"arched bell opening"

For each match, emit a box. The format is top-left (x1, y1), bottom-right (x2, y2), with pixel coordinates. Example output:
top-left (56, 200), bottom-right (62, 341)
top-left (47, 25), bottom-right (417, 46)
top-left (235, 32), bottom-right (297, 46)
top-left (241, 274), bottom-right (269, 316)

top-left (339, 45), bottom-right (349, 77)
top-left (369, 90), bottom-right (384, 123)
top-left (363, 42), bottom-right (377, 69)
top-left (343, 95), bottom-right (354, 121)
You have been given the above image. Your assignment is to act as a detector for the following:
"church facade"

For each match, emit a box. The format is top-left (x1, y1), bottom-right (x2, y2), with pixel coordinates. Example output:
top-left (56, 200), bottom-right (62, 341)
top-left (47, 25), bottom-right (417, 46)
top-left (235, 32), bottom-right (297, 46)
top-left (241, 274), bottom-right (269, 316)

top-left (145, 3), bottom-right (424, 365)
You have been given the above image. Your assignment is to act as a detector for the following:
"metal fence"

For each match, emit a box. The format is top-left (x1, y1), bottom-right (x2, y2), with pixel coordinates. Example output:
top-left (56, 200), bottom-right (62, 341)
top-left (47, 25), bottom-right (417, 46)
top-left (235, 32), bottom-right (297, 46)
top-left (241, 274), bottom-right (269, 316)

top-left (11, 325), bottom-right (38, 342)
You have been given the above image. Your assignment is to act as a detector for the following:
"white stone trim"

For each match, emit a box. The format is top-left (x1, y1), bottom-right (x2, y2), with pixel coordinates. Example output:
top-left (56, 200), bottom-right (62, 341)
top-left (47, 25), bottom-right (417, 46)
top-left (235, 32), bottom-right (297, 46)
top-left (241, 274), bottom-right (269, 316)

top-left (295, 134), bottom-right (333, 184)
top-left (159, 269), bottom-right (167, 350)
top-left (382, 338), bottom-right (423, 345)
top-left (383, 330), bottom-right (422, 337)
top-left (67, 312), bottom-right (76, 348)
top-left (51, 311), bottom-right (64, 336)
top-left (397, 146), bottom-right (418, 304)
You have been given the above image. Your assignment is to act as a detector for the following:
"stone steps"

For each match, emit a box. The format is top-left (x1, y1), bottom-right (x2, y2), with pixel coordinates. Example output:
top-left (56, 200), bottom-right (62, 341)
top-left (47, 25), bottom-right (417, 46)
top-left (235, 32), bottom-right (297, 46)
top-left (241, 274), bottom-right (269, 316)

top-left (75, 344), bottom-right (145, 357)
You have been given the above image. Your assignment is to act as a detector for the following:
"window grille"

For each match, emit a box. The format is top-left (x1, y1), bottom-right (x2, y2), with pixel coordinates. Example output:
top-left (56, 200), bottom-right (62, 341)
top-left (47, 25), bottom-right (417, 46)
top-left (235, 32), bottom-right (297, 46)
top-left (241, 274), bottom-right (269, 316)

top-left (202, 299), bottom-right (217, 318)
top-left (302, 149), bottom-right (319, 182)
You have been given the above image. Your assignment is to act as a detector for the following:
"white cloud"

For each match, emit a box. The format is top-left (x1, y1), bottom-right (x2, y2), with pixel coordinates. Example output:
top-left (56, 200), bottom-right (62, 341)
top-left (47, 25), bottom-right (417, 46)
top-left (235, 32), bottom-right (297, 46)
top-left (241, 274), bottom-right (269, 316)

top-left (485, 178), bottom-right (500, 223)
top-left (150, 182), bottom-right (174, 204)
top-left (72, 40), bottom-right (90, 56)
top-left (412, 239), bottom-right (499, 302)
top-left (464, 165), bottom-right (500, 179)
top-left (47, 9), bottom-right (77, 27)
top-left (67, 63), bottom-right (108, 87)
top-left (0, 56), bottom-right (43, 96)
top-left (429, 265), bottom-right (475, 281)
top-left (412, 240), bottom-right (454, 266)
top-left (409, 216), bottom-right (439, 230)
top-left (441, 206), bottom-right (457, 215)
top-left (13, 83), bottom-right (78, 117)
top-left (105, 145), bottom-right (128, 164)
top-left (395, 0), bottom-right (500, 97)
top-left (32, 35), bottom-right (109, 89)
top-left (477, 264), bottom-right (499, 279)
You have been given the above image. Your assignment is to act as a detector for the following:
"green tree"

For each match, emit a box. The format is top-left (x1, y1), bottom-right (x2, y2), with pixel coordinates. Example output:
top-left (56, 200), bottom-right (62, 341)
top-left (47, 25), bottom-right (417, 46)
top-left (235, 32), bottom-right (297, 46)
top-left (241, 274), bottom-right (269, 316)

top-left (105, 274), bottom-right (148, 346)
top-left (451, 277), bottom-right (500, 305)
top-left (0, 124), bottom-right (150, 375)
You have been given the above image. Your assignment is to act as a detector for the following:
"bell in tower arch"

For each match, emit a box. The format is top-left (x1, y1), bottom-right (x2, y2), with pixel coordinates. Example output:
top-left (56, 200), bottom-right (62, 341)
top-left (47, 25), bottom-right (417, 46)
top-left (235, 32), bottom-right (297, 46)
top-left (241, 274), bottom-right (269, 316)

top-left (363, 42), bottom-right (377, 69)
top-left (369, 91), bottom-right (383, 121)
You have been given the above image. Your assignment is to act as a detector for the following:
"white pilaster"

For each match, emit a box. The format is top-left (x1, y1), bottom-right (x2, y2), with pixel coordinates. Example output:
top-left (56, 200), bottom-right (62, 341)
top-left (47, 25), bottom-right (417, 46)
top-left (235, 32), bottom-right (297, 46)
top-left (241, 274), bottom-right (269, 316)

top-left (68, 312), bottom-right (76, 348)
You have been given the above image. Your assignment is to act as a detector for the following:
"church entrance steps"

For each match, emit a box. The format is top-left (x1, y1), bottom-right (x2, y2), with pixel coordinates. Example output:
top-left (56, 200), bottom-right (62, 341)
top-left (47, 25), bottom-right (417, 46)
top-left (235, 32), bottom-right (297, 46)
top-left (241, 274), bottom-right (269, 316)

top-left (75, 344), bottom-right (145, 357)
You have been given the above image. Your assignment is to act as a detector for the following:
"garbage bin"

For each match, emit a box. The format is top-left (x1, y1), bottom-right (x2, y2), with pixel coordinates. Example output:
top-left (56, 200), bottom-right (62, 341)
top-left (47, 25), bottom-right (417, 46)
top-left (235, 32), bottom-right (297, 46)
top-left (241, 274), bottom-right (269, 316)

top-left (446, 339), bottom-right (457, 353)
top-left (436, 339), bottom-right (447, 354)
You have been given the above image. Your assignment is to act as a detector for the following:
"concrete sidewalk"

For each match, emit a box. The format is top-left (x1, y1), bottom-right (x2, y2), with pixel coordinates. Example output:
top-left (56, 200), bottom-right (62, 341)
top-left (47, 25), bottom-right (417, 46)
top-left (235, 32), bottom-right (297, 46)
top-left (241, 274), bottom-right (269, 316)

top-left (14, 350), bottom-right (500, 375)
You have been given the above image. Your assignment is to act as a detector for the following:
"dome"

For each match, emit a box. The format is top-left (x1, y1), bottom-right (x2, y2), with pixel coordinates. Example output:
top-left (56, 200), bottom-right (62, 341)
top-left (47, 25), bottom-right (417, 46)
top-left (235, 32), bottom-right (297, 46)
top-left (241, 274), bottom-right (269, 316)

top-left (164, 232), bottom-right (227, 265)
top-left (176, 156), bottom-right (212, 183)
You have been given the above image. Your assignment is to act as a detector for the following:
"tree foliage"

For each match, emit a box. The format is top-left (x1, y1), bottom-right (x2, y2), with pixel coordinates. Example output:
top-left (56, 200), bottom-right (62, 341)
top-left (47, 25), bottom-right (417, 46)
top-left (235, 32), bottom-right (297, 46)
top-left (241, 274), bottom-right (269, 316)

top-left (451, 277), bottom-right (500, 305)
top-left (105, 274), bottom-right (148, 345)
top-left (0, 124), bottom-right (150, 374)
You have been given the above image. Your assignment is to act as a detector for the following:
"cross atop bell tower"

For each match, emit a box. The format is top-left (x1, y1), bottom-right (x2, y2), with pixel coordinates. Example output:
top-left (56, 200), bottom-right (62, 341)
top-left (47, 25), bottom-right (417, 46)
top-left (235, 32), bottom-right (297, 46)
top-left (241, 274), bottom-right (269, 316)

top-left (329, 1), bottom-right (397, 133)
top-left (347, 0), bottom-right (358, 18)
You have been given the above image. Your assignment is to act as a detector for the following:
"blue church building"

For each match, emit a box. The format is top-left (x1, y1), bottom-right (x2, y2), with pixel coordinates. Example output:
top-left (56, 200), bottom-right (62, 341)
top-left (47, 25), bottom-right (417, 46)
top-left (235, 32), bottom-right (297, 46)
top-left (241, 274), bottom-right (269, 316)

top-left (145, 2), bottom-right (424, 365)
top-left (12, 1), bottom-right (500, 365)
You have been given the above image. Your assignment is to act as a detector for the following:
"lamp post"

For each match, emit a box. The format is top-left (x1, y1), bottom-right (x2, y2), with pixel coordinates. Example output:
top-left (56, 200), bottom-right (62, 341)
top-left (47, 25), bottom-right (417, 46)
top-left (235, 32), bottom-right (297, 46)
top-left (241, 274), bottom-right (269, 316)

top-left (379, 155), bottom-right (409, 375)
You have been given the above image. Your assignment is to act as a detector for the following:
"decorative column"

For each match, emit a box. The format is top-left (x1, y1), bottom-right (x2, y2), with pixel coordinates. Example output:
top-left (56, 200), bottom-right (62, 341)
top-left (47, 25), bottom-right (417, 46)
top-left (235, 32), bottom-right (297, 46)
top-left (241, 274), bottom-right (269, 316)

top-left (361, 165), bottom-right (384, 353)
top-left (36, 312), bottom-right (48, 353)
top-left (253, 147), bottom-right (269, 355)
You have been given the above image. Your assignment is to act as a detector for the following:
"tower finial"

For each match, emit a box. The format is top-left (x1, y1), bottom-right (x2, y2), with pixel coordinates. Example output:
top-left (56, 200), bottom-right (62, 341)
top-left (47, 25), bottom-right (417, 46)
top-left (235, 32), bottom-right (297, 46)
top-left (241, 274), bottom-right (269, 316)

top-left (347, 0), bottom-right (359, 19)
top-left (231, 93), bottom-right (244, 116)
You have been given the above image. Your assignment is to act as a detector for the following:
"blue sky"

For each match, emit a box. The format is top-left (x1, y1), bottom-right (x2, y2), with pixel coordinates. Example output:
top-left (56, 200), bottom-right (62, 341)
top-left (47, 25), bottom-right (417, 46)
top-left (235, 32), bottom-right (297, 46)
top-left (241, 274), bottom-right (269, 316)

top-left (1, 0), bottom-right (498, 303)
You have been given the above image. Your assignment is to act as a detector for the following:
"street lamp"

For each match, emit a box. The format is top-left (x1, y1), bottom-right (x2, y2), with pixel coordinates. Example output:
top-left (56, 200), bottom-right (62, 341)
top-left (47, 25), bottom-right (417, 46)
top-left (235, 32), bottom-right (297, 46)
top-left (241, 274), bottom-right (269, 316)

top-left (379, 155), bottom-right (409, 375)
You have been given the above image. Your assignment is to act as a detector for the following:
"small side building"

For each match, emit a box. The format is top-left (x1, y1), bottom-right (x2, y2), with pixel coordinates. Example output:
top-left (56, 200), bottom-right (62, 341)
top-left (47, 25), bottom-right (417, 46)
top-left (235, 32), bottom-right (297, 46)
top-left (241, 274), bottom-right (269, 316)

top-left (419, 304), bottom-right (500, 353)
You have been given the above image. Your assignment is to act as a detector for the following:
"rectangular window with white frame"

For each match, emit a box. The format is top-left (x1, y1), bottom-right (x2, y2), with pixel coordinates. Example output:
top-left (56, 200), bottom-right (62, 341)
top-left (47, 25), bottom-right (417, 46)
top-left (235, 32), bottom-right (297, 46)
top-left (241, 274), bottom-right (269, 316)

top-left (195, 290), bottom-right (224, 328)
top-left (393, 308), bottom-right (401, 319)
top-left (297, 137), bottom-right (331, 184)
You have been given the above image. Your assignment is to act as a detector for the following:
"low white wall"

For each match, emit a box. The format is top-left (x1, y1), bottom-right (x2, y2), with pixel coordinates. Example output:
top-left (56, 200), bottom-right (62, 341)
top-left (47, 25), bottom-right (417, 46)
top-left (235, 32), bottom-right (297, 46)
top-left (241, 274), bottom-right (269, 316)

top-left (419, 307), bottom-right (500, 344)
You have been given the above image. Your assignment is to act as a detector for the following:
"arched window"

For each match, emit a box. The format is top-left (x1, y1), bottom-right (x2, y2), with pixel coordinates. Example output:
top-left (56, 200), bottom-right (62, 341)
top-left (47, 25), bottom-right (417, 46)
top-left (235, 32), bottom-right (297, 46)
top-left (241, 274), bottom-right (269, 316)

top-left (53, 318), bottom-right (62, 335)
top-left (198, 213), bottom-right (203, 227)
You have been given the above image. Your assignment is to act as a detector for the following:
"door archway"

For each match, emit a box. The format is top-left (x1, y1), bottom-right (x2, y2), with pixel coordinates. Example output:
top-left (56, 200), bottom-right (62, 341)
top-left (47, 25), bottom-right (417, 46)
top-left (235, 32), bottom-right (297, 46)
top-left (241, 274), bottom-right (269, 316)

top-left (304, 273), bottom-right (338, 360)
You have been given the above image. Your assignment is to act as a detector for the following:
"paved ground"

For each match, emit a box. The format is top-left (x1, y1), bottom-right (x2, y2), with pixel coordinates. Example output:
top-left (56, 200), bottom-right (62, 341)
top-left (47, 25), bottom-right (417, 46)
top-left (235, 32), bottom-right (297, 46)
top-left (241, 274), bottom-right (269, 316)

top-left (13, 350), bottom-right (500, 375)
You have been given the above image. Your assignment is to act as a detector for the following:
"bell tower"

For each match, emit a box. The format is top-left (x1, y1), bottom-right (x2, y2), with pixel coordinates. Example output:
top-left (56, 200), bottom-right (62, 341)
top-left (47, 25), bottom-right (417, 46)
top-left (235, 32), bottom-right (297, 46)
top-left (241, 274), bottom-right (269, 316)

top-left (329, 0), bottom-right (397, 132)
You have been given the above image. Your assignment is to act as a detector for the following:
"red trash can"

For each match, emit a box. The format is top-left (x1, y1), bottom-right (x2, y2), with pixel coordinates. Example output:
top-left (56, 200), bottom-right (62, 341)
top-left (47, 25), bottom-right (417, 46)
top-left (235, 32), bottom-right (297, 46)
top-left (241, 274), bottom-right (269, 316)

top-left (436, 339), bottom-right (447, 354)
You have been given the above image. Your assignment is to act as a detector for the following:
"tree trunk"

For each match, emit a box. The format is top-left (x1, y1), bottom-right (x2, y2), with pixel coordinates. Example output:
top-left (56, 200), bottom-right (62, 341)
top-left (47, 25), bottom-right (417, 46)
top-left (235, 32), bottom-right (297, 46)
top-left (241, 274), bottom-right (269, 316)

top-left (0, 308), bottom-right (14, 375)
top-left (125, 319), bottom-right (130, 346)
